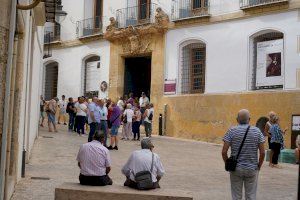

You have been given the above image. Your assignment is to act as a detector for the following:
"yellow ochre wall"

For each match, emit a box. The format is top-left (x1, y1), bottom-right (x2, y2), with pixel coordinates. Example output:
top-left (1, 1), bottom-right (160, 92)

top-left (108, 32), bottom-right (300, 149)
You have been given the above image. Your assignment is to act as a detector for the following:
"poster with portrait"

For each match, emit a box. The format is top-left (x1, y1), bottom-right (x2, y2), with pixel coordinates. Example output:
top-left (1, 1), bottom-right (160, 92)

top-left (256, 39), bottom-right (284, 88)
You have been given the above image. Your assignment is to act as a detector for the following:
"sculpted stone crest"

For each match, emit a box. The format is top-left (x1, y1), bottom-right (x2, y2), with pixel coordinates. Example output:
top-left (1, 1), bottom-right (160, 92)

top-left (155, 7), bottom-right (169, 27)
top-left (106, 17), bottom-right (118, 32)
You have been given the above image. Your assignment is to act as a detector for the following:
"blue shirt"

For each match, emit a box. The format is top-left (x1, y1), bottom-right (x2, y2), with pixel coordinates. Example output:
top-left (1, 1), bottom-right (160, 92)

top-left (88, 102), bottom-right (101, 124)
top-left (223, 124), bottom-right (265, 170)
top-left (270, 124), bottom-right (284, 149)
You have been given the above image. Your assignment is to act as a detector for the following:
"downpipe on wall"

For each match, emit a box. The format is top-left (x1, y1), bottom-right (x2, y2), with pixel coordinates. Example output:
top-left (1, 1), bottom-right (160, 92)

top-left (0, 0), bottom-right (17, 199)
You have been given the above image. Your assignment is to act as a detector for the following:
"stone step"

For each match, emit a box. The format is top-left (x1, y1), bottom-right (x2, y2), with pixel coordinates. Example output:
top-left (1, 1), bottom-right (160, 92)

top-left (55, 182), bottom-right (193, 200)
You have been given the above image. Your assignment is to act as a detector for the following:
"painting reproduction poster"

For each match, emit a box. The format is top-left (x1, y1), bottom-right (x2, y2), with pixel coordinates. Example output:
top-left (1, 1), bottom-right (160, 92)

top-left (256, 39), bottom-right (284, 88)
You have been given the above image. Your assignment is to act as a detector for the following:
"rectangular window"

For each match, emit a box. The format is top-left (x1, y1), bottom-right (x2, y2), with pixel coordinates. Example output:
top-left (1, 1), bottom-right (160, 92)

top-left (94, 0), bottom-right (102, 28)
top-left (190, 48), bottom-right (205, 93)
top-left (192, 0), bottom-right (208, 9)
top-left (139, 0), bottom-right (151, 20)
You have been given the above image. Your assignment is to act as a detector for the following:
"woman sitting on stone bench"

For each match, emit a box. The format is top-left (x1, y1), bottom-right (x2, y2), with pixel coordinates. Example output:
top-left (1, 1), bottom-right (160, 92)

top-left (121, 138), bottom-right (165, 190)
top-left (76, 131), bottom-right (113, 186)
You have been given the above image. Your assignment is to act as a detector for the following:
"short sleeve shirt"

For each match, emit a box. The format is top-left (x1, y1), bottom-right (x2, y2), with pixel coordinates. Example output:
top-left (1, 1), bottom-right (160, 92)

top-left (223, 124), bottom-right (265, 170)
top-left (124, 109), bottom-right (134, 123)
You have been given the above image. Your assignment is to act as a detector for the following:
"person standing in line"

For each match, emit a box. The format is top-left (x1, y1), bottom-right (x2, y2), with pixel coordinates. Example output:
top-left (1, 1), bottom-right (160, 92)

top-left (222, 109), bottom-right (265, 200)
top-left (295, 134), bottom-right (300, 164)
top-left (84, 97), bottom-right (90, 132)
top-left (88, 97), bottom-right (100, 142)
top-left (132, 106), bottom-right (142, 141)
top-left (264, 111), bottom-right (276, 166)
top-left (139, 92), bottom-right (149, 115)
top-left (58, 95), bottom-right (68, 125)
top-left (46, 97), bottom-right (59, 132)
top-left (123, 104), bottom-right (134, 140)
top-left (98, 99), bottom-right (108, 147)
top-left (143, 103), bottom-right (154, 137)
top-left (107, 102), bottom-right (121, 150)
top-left (75, 97), bottom-right (88, 136)
top-left (117, 96), bottom-right (125, 112)
top-left (66, 97), bottom-right (76, 132)
top-left (39, 95), bottom-right (46, 127)
top-left (73, 97), bottom-right (80, 132)
top-left (269, 116), bottom-right (287, 168)
top-left (127, 93), bottom-right (134, 106)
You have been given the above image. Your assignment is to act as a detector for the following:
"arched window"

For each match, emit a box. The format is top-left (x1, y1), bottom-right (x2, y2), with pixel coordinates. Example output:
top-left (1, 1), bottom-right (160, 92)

top-left (44, 61), bottom-right (58, 100)
top-left (249, 30), bottom-right (284, 90)
top-left (180, 41), bottom-right (206, 94)
top-left (82, 55), bottom-right (101, 98)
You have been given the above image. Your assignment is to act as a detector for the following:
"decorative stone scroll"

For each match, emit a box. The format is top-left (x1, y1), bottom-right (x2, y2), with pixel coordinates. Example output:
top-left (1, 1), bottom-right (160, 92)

top-left (104, 7), bottom-right (170, 55)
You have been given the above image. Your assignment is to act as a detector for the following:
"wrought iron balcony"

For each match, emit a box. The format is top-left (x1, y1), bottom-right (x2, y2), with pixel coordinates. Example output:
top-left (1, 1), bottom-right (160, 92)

top-left (76, 16), bottom-right (103, 38)
top-left (44, 24), bottom-right (61, 44)
top-left (240, 0), bottom-right (289, 9)
top-left (171, 0), bottom-right (210, 21)
top-left (116, 3), bottom-right (158, 28)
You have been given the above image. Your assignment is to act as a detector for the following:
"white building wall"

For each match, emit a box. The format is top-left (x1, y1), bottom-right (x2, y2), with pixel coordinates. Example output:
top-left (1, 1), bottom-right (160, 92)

top-left (165, 10), bottom-right (300, 94)
top-left (44, 40), bottom-right (110, 99)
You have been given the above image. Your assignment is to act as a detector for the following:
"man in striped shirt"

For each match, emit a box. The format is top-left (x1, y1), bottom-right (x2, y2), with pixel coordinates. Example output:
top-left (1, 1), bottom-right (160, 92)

top-left (76, 132), bottom-right (113, 186)
top-left (222, 109), bottom-right (265, 200)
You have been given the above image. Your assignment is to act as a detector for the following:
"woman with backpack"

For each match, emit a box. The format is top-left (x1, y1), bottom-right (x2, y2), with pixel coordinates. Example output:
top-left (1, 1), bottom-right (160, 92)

top-left (143, 103), bottom-right (154, 137)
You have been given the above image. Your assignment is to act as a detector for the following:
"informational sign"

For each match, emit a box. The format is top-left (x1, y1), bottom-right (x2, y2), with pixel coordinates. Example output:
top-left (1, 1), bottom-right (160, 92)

top-left (292, 115), bottom-right (300, 131)
top-left (256, 39), bottom-right (284, 88)
top-left (164, 79), bottom-right (176, 95)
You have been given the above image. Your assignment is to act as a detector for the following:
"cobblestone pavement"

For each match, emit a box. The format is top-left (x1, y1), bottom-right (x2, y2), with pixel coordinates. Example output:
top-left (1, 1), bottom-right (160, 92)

top-left (11, 125), bottom-right (298, 200)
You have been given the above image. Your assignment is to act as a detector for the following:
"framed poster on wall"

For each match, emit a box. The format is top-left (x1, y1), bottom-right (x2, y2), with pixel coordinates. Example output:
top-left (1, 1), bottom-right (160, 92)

top-left (256, 39), bottom-right (284, 89)
top-left (164, 79), bottom-right (176, 95)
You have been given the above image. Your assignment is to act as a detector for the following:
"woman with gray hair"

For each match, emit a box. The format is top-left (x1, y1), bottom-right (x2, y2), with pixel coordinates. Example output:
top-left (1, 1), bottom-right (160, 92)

top-left (122, 103), bottom-right (134, 140)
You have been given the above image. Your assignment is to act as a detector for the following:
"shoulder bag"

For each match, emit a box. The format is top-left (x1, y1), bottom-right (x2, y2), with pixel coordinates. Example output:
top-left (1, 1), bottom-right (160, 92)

top-left (225, 125), bottom-right (250, 172)
top-left (134, 153), bottom-right (154, 190)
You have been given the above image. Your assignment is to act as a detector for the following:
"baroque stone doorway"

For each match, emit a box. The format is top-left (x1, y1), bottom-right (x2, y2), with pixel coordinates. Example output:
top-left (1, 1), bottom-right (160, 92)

top-left (124, 56), bottom-right (151, 98)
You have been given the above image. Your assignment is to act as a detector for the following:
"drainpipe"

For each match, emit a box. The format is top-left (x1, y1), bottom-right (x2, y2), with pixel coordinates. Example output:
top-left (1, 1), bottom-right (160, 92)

top-left (4, 30), bottom-right (19, 200)
top-left (0, 0), bottom-right (17, 200)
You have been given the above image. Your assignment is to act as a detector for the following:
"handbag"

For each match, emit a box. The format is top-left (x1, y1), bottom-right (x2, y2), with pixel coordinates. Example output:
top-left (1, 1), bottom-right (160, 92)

top-left (225, 125), bottom-right (250, 172)
top-left (123, 114), bottom-right (127, 124)
top-left (134, 153), bottom-right (154, 190)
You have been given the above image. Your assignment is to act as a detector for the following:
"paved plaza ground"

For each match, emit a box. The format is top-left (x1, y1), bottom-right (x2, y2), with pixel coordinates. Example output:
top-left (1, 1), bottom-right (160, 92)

top-left (11, 125), bottom-right (298, 200)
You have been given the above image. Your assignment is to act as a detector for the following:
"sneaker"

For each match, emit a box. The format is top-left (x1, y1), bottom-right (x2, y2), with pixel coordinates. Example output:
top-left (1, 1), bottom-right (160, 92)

top-left (107, 146), bottom-right (113, 150)
top-left (113, 146), bottom-right (118, 150)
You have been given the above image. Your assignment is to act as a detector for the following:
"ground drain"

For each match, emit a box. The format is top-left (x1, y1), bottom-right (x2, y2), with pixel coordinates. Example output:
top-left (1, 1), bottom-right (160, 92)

top-left (31, 177), bottom-right (50, 180)
top-left (42, 136), bottom-right (54, 138)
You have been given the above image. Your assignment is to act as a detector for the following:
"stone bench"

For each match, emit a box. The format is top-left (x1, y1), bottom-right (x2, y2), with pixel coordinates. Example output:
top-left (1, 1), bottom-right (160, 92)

top-left (55, 182), bottom-right (194, 200)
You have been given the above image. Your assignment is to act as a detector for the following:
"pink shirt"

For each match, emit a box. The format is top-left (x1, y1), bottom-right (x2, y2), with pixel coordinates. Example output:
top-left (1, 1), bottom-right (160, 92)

top-left (76, 141), bottom-right (111, 176)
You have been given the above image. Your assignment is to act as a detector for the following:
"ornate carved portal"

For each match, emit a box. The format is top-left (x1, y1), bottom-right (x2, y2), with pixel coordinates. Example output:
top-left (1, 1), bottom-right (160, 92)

top-left (104, 7), bottom-right (170, 56)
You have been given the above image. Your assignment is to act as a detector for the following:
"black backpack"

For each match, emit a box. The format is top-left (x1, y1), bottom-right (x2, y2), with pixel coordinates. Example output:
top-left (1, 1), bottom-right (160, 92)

top-left (148, 111), bottom-right (153, 121)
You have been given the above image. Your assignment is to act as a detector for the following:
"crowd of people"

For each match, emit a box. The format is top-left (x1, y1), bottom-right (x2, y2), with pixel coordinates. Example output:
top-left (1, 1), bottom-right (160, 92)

top-left (39, 92), bottom-right (155, 150)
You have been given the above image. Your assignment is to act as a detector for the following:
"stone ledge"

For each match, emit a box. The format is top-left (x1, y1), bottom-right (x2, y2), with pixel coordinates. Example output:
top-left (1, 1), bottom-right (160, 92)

top-left (55, 182), bottom-right (194, 200)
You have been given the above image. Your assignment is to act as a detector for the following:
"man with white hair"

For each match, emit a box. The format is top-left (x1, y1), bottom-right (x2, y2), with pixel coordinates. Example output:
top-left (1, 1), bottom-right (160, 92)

top-left (222, 109), bottom-right (265, 200)
top-left (122, 138), bottom-right (165, 190)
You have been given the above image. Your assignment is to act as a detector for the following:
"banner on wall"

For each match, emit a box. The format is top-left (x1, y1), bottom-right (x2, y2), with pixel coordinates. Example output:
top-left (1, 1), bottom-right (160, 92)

top-left (256, 39), bottom-right (284, 89)
top-left (164, 79), bottom-right (176, 95)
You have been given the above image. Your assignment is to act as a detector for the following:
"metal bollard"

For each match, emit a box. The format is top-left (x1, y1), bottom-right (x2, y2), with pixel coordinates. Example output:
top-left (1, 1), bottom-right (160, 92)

top-left (159, 114), bottom-right (163, 136)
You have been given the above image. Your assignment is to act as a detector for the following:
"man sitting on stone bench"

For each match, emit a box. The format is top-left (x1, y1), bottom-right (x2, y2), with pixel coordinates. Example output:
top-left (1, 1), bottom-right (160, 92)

top-left (122, 138), bottom-right (165, 190)
top-left (76, 131), bottom-right (113, 186)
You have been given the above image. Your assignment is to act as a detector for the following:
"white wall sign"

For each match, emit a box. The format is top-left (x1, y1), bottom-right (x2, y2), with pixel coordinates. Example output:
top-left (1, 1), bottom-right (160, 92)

top-left (292, 115), bottom-right (300, 131)
top-left (256, 39), bottom-right (284, 88)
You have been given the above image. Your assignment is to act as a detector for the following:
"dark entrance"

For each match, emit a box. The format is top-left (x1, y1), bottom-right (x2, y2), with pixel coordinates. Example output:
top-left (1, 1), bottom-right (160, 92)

top-left (44, 62), bottom-right (58, 100)
top-left (124, 56), bottom-right (151, 98)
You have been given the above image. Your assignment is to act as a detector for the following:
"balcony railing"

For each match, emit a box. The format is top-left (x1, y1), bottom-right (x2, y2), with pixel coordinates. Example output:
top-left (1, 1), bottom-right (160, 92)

top-left (172, 0), bottom-right (210, 21)
top-left (116, 3), bottom-right (158, 28)
top-left (76, 16), bottom-right (103, 38)
top-left (44, 25), bottom-right (61, 44)
top-left (240, 0), bottom-right (288, 9)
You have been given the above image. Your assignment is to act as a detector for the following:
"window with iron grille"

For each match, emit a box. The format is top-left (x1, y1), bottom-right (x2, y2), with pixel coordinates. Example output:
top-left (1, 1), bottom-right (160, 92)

top-left (82, 56), bottom-right (100, 97)
top-left (181, 42), bottom-right (206, 94)
top-left (192, 0), bottom-right (208, 10)
top-left (250, 31), bottom-right (284, 90)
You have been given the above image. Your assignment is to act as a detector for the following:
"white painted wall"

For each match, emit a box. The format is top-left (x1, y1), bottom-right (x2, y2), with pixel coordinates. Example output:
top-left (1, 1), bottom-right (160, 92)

top-left (165, 10), bottom-right (300, 94)
top-left (44, 40), bottom-right (110, 99)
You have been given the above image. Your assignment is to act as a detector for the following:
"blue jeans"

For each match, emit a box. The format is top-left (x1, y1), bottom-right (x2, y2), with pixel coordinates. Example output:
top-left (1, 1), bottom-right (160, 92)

top-left (99, 120), bottom-right (108, 146)
top-left (89, 122), bottom-right (98, 142)
top-left (68, 113), bottom-right (75, 131)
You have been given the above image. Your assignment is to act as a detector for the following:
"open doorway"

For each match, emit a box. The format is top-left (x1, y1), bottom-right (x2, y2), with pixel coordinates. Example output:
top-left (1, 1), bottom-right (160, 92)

top-left (124, 56), bottom-right (151, 98)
